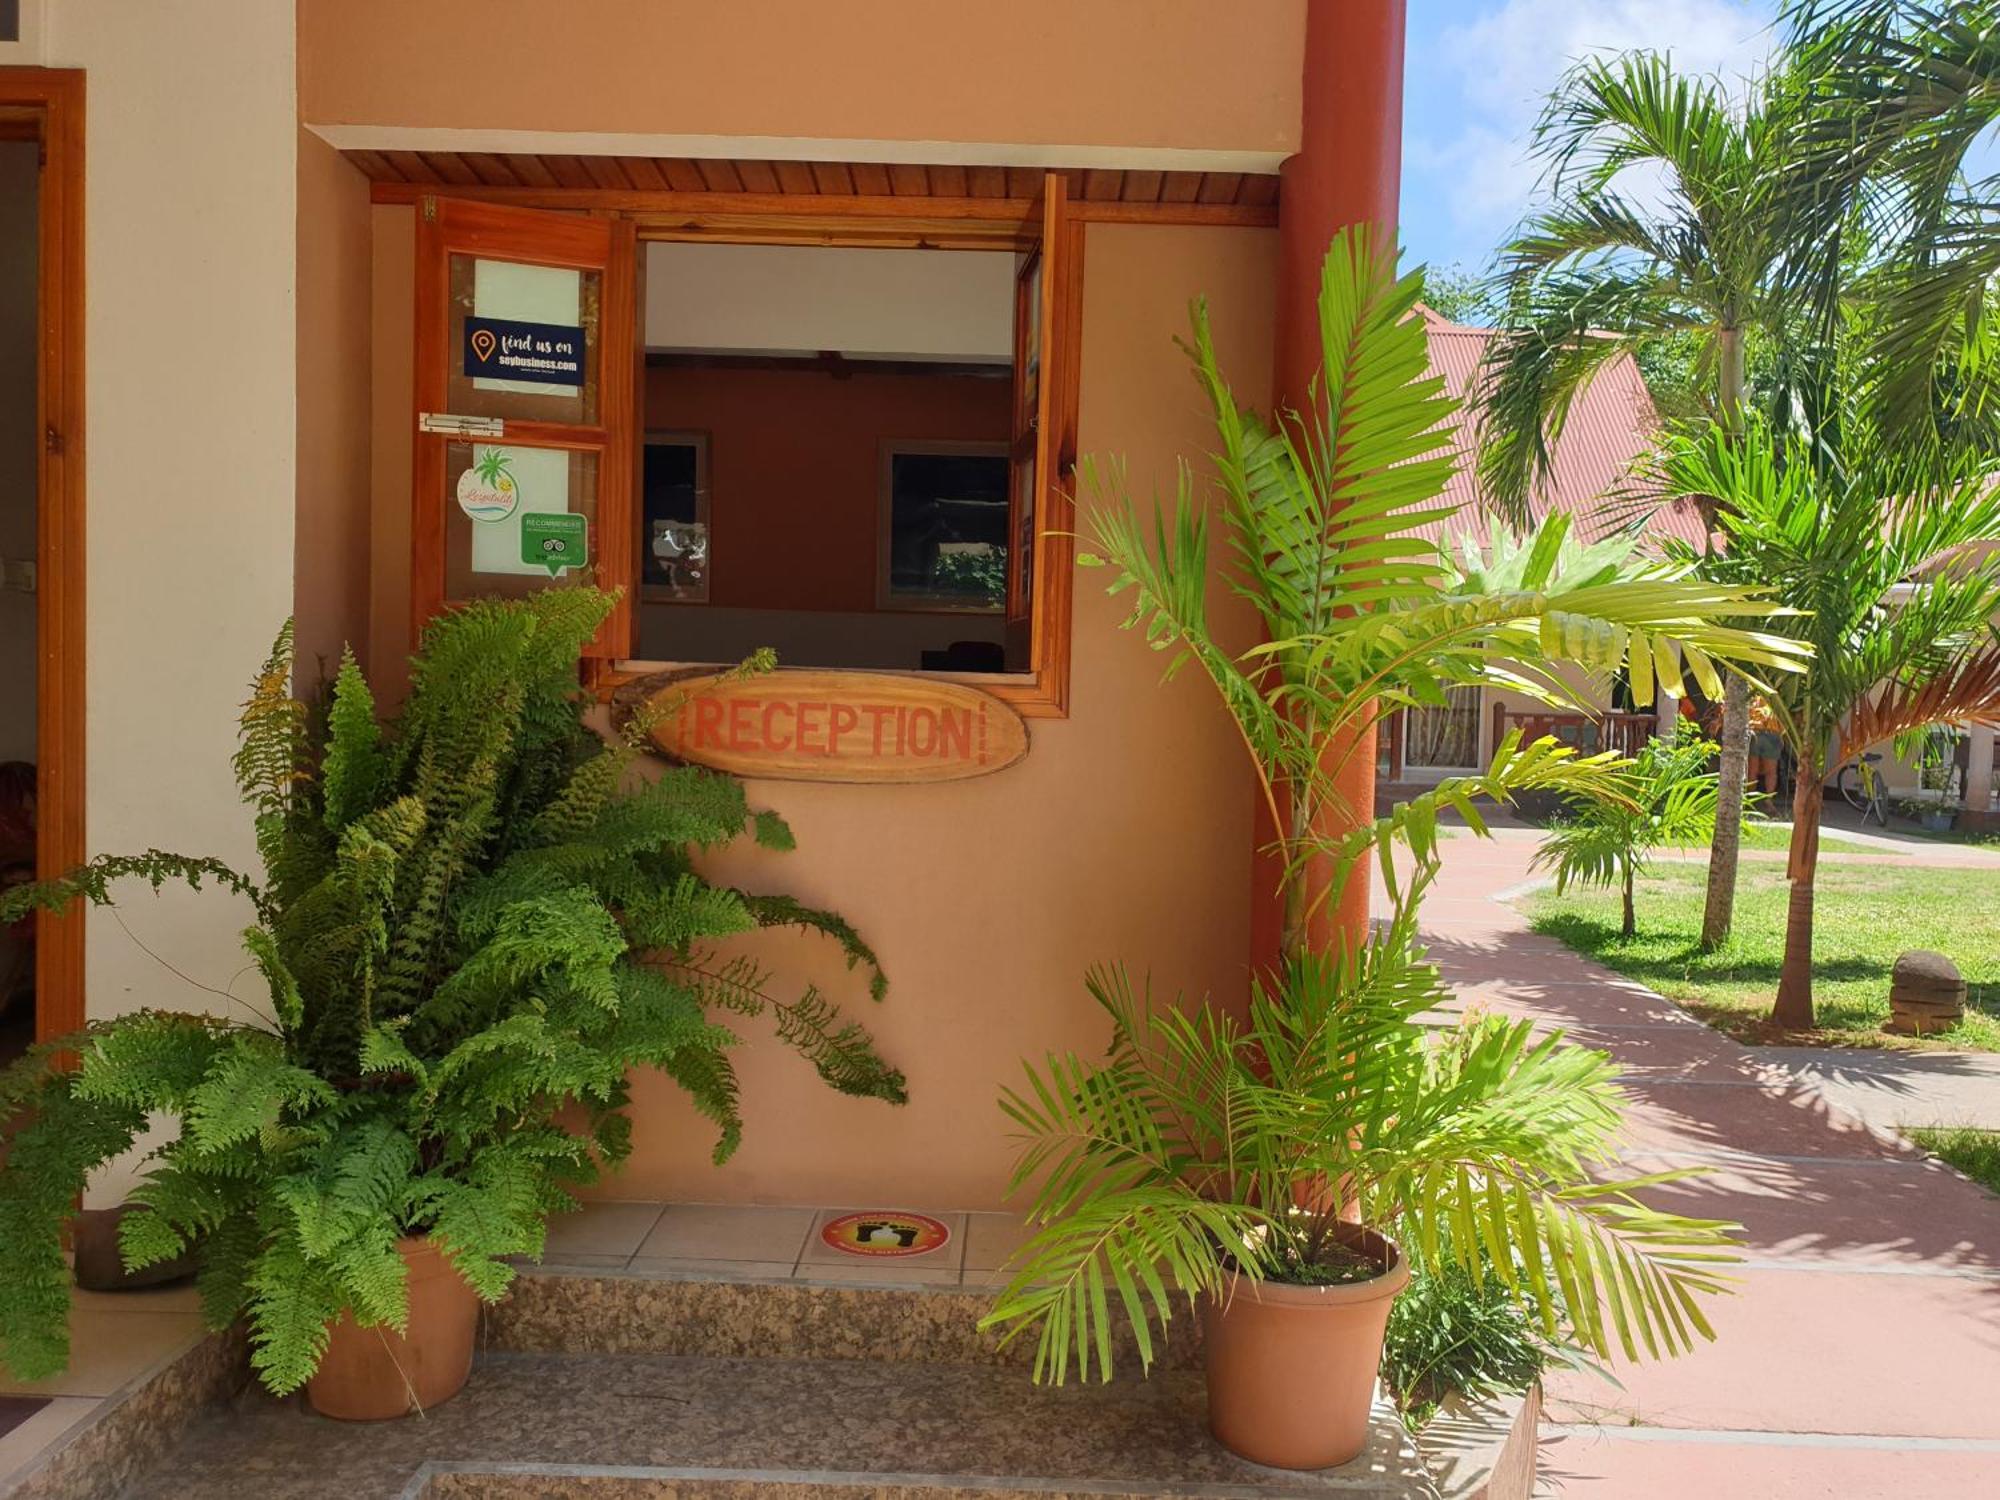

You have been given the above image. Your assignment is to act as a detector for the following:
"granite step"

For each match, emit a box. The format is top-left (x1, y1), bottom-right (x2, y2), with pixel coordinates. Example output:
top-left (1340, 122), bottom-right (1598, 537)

top-left (486, 1261), bottom-right (1192, 1373)
top-left (119, 1350), bottom-right (1438, 1500)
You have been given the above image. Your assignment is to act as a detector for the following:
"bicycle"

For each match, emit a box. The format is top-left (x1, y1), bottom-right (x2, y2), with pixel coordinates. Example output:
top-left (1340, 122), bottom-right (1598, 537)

top-left (1835, 751), bottom-right (1889, 827)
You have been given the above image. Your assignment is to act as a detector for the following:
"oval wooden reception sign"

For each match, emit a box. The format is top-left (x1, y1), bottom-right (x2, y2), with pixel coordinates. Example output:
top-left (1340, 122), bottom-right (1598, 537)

top-left (630, 670), bottom-right (1028, 784)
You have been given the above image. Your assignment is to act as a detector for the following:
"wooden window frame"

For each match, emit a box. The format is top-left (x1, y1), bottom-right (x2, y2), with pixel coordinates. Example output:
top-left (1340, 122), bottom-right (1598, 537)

top-left (407, 176), bottom-right (1081, 717)
top-left (411, 197), bottom-right (638, 659)
top-left (625, 177), bottom-right (1081, 718)
top-left (874, 438), bottom-right (1011, 616)
top-left (637, 428), bottom-right (710, 606)
top-left (0, 67), bottom-right (85, 1043)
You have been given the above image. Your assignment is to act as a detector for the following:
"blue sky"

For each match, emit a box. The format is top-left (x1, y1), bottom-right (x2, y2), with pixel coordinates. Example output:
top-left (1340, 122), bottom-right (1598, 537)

top-left (1400, 0), bottom-right (2000, 278)
top-left (1400, 0), bottom-right (1782, 275)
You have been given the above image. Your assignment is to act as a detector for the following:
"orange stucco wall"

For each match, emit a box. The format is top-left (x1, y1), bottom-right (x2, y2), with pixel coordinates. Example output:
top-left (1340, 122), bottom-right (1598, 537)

top-left (298, 0), bottom-right (1304, 160)
top-left (295, 128), bottom-right (376, 673)
top-left (645, 364), bottom-right (1010, 614)
top-left (606, 225), bottom-right (1275, 1208)
top-left (364, 218), bottom-right (1275, 1207)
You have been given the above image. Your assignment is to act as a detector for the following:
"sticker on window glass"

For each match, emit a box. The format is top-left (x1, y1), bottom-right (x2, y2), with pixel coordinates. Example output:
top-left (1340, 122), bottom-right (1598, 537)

top-left (465, 315), bottom-right (585, 388)
top-left (472, 260), bottom-right (583, 400)
top-left (456, 446), bottom-right (521, 523)
top-left (520, 511), bottom-right (587, 576)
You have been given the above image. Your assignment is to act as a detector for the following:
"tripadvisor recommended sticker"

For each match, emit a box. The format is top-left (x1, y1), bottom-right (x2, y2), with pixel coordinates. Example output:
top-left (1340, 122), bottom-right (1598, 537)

top-left (520, 511), bottom-right (587, 576)
top-left (819, 1211), bottom-right (952, 1258)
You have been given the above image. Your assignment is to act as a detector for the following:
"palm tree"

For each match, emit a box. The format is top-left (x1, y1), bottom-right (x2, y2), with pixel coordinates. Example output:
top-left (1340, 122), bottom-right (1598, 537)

top-left (1477, 46), bottom-right (1872, 952)
top-left (1654, 410), bottom-right (2000, 1029)
top-left (978, 228), bottom-right (1810, 1382)
top-left (1533, 720), bottom-right (1724, 939)
top-left (1788, 0), bottom-right (2000, 453)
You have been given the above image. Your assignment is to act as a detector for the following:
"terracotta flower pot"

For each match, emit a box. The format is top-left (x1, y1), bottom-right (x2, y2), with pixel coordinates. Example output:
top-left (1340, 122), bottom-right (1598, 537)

top-left (306, 1236), bottom-right (478, 1421)
top-left (1200, 1226), bottom-right (1410, 1470)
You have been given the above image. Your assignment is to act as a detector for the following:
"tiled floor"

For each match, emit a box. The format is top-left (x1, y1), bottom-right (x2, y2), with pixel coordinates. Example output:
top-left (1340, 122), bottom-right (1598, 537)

top-left (534, 1201), bottom-right (1035, 1289)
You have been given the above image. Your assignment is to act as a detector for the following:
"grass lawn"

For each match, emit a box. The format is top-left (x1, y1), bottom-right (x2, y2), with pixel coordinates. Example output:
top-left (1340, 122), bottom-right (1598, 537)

top-left (1522, 861), bottom-right (2000, 1051)
top-left (1730, 821), bottom-right (1873, 854)
top-left (1907, 1126), bottom-right (2000, 1196)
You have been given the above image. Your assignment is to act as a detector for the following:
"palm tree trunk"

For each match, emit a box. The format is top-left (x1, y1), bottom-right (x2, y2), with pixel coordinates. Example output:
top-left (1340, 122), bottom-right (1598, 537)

top-left (1773, 769), bottom-right (1823, 1030)
top-left (1621, 862), bottom-right (1636, 939)
top-left (1701, 676), bottom-right (1752, 950)
top-left (1716, 326), bottom-right (1746, 437)
top-left (1698, 325), bottom-right (1751, 953)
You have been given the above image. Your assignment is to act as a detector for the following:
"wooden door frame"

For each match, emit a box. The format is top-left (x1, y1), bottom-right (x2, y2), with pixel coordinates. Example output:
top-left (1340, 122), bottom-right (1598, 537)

top-left (1, 68), bottom-right (86, 1043)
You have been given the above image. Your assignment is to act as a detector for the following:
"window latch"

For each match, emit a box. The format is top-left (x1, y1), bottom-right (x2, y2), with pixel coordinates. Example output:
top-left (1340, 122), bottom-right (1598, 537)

top-left (418, 413), bottom-right (505, 438)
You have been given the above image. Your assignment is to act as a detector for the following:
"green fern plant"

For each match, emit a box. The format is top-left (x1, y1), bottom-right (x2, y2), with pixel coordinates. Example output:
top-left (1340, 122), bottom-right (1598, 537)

top-left (0, 589), bottom-right (902, 1395)
top-left (979, 225), bottom-right (1811, 1384)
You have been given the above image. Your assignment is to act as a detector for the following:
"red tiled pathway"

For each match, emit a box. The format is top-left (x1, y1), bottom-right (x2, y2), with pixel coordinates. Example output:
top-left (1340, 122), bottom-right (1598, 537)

top-left (1398, 830), bottom-right (2000, 1499)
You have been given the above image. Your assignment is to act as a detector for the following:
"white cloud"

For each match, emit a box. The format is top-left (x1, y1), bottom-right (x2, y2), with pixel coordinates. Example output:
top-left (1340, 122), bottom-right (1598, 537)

top-left (1411, 0), bottom-right (1777, 249)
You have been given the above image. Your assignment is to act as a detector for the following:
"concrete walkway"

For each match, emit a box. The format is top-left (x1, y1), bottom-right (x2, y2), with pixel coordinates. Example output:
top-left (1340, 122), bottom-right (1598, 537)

top-left (1760, 1048), bottom-right (2000, 1134)
top-left (1404, 830), bottom-right (2000, 1500)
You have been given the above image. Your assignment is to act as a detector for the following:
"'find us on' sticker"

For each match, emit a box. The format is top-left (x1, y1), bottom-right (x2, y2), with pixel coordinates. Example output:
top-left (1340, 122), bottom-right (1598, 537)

top-left (819, 1211), bottom-right (952, 1258)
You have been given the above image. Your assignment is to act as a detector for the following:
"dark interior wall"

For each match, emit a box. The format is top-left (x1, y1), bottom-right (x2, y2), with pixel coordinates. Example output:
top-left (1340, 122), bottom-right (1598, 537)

top-left (644, 363), bottom-right (1010, 614)
top-left (0, 142), bottom-right (37, 765)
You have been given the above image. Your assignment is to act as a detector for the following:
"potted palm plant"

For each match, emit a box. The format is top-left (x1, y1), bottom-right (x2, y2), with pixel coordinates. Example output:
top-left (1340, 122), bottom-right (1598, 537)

top-left (980, 227), bottom-right (1809, 1469)
top-left (0, 590), bottom-right (903, 1417)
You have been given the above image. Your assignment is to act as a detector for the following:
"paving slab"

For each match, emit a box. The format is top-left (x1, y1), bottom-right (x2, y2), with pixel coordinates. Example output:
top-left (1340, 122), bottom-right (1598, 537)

top-left (1613, 1077), bottom-right (1915, 1163)
top-left (1537, 1428), bottom-right (2000, 1500)
top-left (1759, 1047), bottom-right (2000, 1133)
top-left (1541, 1267), bottom-right (2000, 1439)
top-left (1608, 1152), bottom-right (2000, 1274)
top-left (1389, 830), bottom-right (2000, 1496)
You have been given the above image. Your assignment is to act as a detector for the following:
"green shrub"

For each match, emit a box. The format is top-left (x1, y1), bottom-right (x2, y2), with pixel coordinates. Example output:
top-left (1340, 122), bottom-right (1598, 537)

top-left (1382, 1257), bottom-right (1561, 1431)
top-left (0, 590), bottom-right (902, 1394)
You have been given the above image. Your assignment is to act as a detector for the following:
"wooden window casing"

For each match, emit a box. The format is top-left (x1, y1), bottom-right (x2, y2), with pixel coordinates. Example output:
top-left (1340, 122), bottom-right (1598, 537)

top-left (410, 174), bottom-right (1081, 716)
top-left (411, 197), bottom-right (638, 659)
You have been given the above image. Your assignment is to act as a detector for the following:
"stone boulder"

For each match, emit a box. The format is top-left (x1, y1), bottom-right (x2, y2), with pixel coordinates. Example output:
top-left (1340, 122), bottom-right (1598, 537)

top-left (1884, 950), bottom-right (1966, 1037)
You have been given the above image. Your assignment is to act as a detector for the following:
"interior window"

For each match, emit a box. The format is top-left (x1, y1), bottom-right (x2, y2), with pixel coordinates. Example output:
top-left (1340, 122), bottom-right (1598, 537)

top-left (881, 445), bottom-right (1009, 613)
top-left (635, 242), bottom-right (1023, 674)
top-left (641, 432), bottom-right (709, 603)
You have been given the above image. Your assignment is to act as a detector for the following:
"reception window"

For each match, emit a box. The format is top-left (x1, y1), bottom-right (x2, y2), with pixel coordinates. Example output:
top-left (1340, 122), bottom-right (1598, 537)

top-left (410, 176), bottom-right (1076, 714)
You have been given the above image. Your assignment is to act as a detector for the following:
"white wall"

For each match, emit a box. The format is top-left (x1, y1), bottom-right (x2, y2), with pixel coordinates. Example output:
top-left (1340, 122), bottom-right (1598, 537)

top-left (645, 243), bottom-right (1013, 360)
top-left (45, 1), bottom-right (298, 1093)
top-left (0, 144), bottom-right (36, 766)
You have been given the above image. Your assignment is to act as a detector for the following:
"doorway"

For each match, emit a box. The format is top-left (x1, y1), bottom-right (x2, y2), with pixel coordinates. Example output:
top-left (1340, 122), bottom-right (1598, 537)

top-left (0, 68), bottom-right (84, 1063)
top-left (0, 127), bottom-right (35, 1064)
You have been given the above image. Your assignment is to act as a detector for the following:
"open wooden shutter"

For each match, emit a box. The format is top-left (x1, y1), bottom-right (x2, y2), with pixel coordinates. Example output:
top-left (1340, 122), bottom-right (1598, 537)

top-left (1007, 174), bottom-right (1071, 639)
top-left (412, 197), bottom-right (638, 658)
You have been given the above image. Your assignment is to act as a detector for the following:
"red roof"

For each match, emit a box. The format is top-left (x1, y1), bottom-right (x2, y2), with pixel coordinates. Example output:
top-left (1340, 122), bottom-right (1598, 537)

top-left (1415, 306), bottom-right (1710, 552)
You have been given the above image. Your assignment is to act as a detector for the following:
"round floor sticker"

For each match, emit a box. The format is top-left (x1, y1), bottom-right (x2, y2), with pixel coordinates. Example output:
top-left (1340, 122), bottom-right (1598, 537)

top-left (819, 1211), bottom-right (952, 1258)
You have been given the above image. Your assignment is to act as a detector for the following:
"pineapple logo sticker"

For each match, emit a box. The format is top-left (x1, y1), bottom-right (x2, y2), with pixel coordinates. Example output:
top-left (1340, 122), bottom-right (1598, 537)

top-left (519, 512), bottom-right (588, 576)
top-left (456, 446), bottom-right (520, 522)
